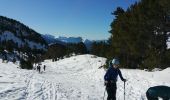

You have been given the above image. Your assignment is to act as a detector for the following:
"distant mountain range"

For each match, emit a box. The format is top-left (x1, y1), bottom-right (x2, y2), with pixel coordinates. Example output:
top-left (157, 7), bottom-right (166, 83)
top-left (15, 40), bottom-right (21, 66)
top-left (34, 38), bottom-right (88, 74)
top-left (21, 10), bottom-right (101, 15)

top-left (42, 34), bottom-right (83, 44)
top-left (41, 34), bottom-right (107, 50)
top-left (57, 36), bottom-right (83, 43)
top-left (41, 34), bottom-right (66, 45)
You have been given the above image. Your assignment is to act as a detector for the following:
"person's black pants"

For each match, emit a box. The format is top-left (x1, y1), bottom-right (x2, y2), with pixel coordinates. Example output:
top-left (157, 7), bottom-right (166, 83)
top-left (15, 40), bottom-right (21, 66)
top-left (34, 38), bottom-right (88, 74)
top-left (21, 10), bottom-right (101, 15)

top-left (106, 82), bottom-right (117, 100)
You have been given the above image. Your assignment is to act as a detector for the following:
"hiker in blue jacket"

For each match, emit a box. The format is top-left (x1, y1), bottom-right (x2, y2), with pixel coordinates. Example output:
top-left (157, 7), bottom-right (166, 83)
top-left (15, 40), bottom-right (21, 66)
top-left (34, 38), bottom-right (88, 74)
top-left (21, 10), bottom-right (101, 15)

top-left (104, 58), bottom-right (126, 100)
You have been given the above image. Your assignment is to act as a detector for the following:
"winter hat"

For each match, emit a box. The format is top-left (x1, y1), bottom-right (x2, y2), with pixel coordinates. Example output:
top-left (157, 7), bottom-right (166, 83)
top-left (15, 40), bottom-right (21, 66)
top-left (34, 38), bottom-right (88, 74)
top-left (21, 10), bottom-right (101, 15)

top-left (112, 58), bottom-right (119, 65)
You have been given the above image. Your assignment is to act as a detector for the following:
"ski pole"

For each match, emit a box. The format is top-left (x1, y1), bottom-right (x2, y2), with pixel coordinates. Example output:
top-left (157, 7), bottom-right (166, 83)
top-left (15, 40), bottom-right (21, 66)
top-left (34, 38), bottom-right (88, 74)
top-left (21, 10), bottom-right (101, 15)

top-left (103, 87), bottom-right (106, 100)
top-left (124, 81), bottom-right (125, 100)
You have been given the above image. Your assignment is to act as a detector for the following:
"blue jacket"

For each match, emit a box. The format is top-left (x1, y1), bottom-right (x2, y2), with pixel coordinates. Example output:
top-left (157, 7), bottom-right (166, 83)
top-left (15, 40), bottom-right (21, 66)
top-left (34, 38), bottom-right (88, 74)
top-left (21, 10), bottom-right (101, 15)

top-left (104, 61), bottom-right (125, 82)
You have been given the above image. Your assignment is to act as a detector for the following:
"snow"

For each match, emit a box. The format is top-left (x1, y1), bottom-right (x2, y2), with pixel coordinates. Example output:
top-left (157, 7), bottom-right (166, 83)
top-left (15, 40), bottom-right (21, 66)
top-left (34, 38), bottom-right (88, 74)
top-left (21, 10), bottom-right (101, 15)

top-left (0, 31), bottom-right (24, 46)
top-left (0, 31), bottom-right (46, 50)
top-left (0, 54), bottom-right (170, 100)
top-left (25, 39), bottom-right (46, 50)
top-left (167, 42), bottom-right (170, 49)
top-left (167, 37), bottom-right (170, 49)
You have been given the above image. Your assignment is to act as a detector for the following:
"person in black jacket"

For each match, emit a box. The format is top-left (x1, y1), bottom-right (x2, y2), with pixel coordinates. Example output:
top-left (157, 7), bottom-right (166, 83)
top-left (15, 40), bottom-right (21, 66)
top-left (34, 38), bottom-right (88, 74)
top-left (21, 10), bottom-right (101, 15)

top-left (37, 64), bottom-right (41, 73)
top-left (43, 65), bottom-right (46, 71)
top-left (104, 58), bottom-right (126, 100)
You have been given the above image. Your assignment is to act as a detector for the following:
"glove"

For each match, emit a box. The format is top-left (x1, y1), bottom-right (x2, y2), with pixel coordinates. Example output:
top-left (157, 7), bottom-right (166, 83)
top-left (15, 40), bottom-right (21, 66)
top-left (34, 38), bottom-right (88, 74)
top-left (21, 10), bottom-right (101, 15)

top-left (104, 81), bottom-right (108, 86)
top-left (123, 79), bottom-right (127, 82)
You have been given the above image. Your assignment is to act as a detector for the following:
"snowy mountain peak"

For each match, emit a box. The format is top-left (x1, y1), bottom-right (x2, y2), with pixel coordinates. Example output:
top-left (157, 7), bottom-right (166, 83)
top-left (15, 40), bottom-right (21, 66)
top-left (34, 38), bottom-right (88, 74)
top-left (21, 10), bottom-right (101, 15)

top-left (56, 36), bottom-right (83, 43)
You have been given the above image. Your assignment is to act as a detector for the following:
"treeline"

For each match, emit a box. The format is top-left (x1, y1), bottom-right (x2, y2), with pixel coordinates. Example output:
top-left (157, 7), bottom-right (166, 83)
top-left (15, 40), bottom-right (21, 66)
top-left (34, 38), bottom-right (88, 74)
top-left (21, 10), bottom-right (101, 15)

top-left (0, 47), bottom-right (45, 69)
top-left (90, 41), bottom-right (110, 58)
top-left (0, 40), bottom-right (45, 55)
top-left (90, 0), bottom-right (170, 70)
top-left (43, 42), bottom-right (87, 61)
top-left (0, 41), bottom-right (87, 69)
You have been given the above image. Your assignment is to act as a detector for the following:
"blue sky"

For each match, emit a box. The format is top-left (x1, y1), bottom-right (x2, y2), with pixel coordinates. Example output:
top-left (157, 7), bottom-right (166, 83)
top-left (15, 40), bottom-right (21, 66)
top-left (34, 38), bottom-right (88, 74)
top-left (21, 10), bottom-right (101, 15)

top-left (0, 0), bottom-right (137, 40)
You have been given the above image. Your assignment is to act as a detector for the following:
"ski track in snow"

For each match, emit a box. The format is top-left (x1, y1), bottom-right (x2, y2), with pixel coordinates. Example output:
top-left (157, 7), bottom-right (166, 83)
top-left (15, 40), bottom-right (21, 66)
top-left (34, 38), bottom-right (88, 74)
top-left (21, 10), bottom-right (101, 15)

top-left (0, 55), bottom-right (170, 100)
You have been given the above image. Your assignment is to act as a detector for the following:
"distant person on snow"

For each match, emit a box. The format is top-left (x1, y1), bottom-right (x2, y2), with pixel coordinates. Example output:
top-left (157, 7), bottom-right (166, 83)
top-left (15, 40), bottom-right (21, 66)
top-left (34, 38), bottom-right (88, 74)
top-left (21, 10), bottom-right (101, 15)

top-left (104, 58), bottom-right (126, 100)
top-left (43, 65), bottom-right (46, 71)
top-left (39, 65), bottom-right (41, 73)
top-left (146, 86), bottom-right (170, 100)
top-left (37, 65), bottom-right (41, 73)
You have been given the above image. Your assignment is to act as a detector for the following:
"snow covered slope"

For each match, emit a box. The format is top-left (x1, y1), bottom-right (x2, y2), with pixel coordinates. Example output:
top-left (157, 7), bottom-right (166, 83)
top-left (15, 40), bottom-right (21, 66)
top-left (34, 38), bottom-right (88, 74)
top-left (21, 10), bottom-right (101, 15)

top-left (0, 16), bottom-right (47, 51)
top-left (0, 55), bottom-right (169, 100)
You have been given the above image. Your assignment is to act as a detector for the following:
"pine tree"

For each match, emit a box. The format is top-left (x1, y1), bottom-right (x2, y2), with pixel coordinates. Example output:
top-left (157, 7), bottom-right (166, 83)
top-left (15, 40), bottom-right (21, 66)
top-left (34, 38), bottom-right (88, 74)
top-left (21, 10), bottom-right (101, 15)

top-left (20, 59), bottom-right (33, 69)
top-left (109, 0), bottom-right (170, 69)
